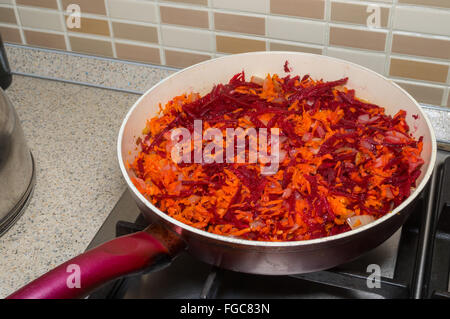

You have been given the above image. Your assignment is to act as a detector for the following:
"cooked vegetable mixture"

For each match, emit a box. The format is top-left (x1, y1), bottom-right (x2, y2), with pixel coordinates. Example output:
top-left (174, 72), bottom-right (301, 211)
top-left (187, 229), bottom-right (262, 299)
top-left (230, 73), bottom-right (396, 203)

top-left (130, 67), bottom-right (424, 241)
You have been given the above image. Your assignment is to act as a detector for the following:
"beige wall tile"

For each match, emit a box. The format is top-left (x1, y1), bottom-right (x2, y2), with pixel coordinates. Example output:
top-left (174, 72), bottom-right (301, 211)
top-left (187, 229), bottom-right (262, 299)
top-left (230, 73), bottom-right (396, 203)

top-left (270, 0), bottom-right (325, 20)
top-left (394, 6), bottom-right (450, 37)
top-left (16, 0), bottom-right (57, 9)
top-left (329, 26), bottom-right (387, 51)
top-left (327, 47), bottom-right (386, 74)
top-left (108, 0), bottom-right (157, 23)
top-left (19, 7), bottom-right (62, 31)
top-left (161, 25), bottom-right (213, 51)
top-left (0, 7), bottom-right (17, 24)
top-left (0, 1), bottom-right (13, 4)
top-left (164, 0), bottom-right (208, 5)
top-left (398, 0), bottom-right (450, 9)
top-left (160, 6), bottom-right (209, 29)
top-left (216, 35), bottom-right (265, 54)
top-left (392, 34), bottom-right (450, 60)
top-left (214, 12), bottom-right (265, 36)
top-left (395, 81), bottom-right (444, 106)
top-left (67, 17), bottom-right (110, 36)
top-left (115, 42), bottom-right (160, 64)
top-left (0, 26), bottom-right (21, 43)
top-left (389, 58), bottom-right (449, 83)
top-left (24, 30), bottom-right (66, 50)
top-left (61, 0), bottom-right (106, 15)
top-left (267, 16), bottom-right (326, 44)
top-left (112, 22), bottom-right (158, 43)
top-left (69, 36), bottom-right (113, 57)
top-left (165, 49), bottom-right (210, 68)
top-left (269, 41), bottom-right (322, 55)
top-left (212, 0), bottom-right (268, 14)
top-left (331, 1), bottom-right (389, 27)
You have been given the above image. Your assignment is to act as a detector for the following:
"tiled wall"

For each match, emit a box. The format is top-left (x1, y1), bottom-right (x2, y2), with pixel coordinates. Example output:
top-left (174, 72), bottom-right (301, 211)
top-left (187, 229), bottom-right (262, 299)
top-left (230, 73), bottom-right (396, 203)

top-left (0, 0), bottom-right (449, 108)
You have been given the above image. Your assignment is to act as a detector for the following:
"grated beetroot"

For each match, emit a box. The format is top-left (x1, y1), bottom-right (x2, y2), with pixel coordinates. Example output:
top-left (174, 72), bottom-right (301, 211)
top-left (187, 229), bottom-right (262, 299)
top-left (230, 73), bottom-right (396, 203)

top-left (130, 63), bottom-right (424, 241)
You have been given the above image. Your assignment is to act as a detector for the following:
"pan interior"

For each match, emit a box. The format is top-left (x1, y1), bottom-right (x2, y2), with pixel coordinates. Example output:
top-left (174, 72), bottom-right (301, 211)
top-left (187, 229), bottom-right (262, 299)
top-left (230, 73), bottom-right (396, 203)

top-left (118, 51), bottom-right (437, 247)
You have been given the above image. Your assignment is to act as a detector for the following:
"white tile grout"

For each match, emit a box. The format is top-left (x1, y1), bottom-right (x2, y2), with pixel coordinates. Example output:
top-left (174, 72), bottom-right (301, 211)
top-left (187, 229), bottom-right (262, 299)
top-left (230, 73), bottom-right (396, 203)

top-left (10, 0), bottom-right (25, 45)
top-left (56, 0), bottom-right (71, 51)
top-left (157, 1), bottom-right (210, 13)
top-left (442, 88), bottom-right (449, 108)
top-left (383, 0), bottom-right (396, 77)
top-left (212, 8), bottom-right (267, 19)
top-left (444, 69), bottom-right (450, 106)
top-left (113, 38), bottom-right (160, 48)
top-left (207, 0), bottom-right (218, 55)
top-left (393, 78), bottom-right (448, 89)
top-left (103, 0), bottom-right (117, 58)
top-left (324, 0), bottom-right (331, 55)
top-left (161, 45), bottom-right (213, 57)
top-left (154, 0), bottom-right (166, 65)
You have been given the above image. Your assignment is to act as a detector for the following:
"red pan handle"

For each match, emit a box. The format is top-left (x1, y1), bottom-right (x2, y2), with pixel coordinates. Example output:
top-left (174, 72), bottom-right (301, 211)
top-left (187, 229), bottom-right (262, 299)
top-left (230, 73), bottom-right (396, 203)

top-left (6, 224), bottom-right (185, 299)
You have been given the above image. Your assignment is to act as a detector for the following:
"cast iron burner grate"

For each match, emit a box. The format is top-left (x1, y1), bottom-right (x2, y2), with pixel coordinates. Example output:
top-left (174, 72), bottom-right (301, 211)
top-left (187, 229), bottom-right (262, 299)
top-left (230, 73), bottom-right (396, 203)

top-left (88, 154), bottom-right (450, 299)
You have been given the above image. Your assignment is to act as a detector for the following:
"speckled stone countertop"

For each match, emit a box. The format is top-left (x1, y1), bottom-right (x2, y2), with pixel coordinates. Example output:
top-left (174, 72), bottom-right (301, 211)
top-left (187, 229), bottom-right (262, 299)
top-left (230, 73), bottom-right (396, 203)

top-left (1, 45), bottom-right (450, 298)
top-left (0, 76), bottom-right (143, 298)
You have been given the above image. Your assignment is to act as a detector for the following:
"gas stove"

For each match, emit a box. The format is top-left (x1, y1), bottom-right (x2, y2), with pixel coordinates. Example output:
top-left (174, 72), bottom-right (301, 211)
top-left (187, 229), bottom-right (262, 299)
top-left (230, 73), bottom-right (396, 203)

top-left (86, 149), bottom-right (450, 299)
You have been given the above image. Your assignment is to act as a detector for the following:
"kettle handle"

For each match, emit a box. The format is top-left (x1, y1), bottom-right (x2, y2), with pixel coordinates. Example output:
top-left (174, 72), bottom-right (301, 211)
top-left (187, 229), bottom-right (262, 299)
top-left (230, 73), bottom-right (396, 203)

top-left (0, 34), bottom-right (12, 90)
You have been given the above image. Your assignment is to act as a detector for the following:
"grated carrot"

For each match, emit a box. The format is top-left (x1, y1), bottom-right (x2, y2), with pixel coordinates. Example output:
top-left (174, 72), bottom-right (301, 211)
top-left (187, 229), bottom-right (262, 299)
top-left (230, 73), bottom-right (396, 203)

top-left (130, 66), bottom-right (424, 241)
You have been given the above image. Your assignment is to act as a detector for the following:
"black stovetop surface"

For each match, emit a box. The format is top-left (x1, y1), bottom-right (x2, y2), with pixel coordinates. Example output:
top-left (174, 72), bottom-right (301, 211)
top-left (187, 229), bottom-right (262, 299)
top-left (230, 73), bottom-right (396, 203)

top-left (87, 150), bottom-right (450, 299)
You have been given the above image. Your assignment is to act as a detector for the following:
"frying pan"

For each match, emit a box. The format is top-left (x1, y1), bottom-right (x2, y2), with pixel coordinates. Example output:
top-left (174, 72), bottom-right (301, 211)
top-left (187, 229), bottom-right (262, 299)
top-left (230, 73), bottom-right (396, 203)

top-left (7, 52), bottom-right (436, 299)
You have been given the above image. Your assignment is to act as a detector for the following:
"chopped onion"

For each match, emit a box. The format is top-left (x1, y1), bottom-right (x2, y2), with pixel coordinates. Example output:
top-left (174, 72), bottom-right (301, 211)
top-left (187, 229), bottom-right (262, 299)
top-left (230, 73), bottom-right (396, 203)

top-left (346, 215), bottom-right (376, 229)
top-left (272, 97), bottom-right (286, 104)
top-left (188, 195), bottom-right (200, 204)
top-left (165, 141), bottom-right (173, 153)
top-left (335, 147), bottom-right (357, 154)
top-left (191, 92), bottom-right (200, 102)
top-left (368, 115), bottom-right (380, 123)
top-left (163, 131), bottom-right (172, 140)
top-left (309, 147), bottom-right (320, 155)
top-left (302, 132), bottom-right (312, 142)
top-left (360, 139), bottom-right (373, 150)
top-left (357, 114), bottom-right (380, 124)
top-left (273, 80), bottom-right (282, 93)
top-left (373, 156), bottom-right (385, 168)
top-left (408, 158), bottom-right (424, 173)
top-left (357, 114), bottom-right (370, 124)
top-left (385, 130), bottom-right (409, 144)
top-left (134, 177), bottom-right (147, 190)
top-left (263, 77), bottom-right (272, 91)
top-left (250, 76), bottom-right (264, 86)
top-left (282, 188), bottom-right (292, 199)
top-left (289, 148), bottom-right (299, 157)
top-left (278, 150), bottom-right (287, 163)
top-left (316, 124), bottom-right (326, 138)
top-left (384, 187), bottom-right (394, 199)
top-left (250, 219), bottom-right (266, 229)
top-left (173, 182), bottom-right (183, 193)
top-left (344, 161), bottom-right (355, 169)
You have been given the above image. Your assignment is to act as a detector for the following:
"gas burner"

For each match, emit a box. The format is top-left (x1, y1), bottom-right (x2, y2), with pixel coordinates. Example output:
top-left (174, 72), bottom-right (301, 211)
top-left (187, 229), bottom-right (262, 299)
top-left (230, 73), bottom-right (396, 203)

top-left (87, 150), bottom-right (450, 299)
